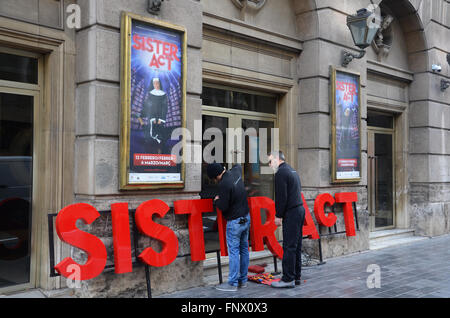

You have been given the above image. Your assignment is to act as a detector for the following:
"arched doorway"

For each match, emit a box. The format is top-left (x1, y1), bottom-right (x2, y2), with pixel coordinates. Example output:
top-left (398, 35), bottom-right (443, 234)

top-left (366, 0), bottom-right (429, 235)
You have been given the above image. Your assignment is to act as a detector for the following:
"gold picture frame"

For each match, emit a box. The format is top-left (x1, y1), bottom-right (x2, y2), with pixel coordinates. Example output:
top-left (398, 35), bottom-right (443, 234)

top-left (119, 12), bottom-right (187, 190)
top-left (330, 66), bottom-right (362, 183)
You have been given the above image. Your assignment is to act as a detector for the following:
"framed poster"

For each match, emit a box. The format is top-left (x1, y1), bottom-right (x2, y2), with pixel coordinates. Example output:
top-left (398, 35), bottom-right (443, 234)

top-left (120, 12), bottom-right (186, 190)
top-left (330, 67), bottom-right (361, 183)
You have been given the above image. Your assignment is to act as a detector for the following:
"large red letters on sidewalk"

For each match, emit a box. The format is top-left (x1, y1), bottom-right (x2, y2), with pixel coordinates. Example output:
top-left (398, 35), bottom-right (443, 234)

top-left (54, 192), bottom-right (357, 280)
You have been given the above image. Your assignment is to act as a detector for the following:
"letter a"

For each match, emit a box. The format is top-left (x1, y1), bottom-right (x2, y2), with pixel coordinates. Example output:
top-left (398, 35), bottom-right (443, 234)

top-left (66, 4), bottom-right (81, 29)
top-left (366, 264), bottom-right (381, 288)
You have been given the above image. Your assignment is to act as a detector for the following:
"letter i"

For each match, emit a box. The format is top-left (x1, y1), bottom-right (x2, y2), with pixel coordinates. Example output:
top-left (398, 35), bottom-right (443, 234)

top-left (111, 203), bottom-right (133, 274)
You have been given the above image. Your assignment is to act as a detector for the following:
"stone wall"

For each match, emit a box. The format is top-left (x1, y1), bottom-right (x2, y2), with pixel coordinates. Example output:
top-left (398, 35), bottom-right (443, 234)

top-left (296, 0), bottom-right (450, 258)
top-left (71, 211), bottom-right (202, 297)
top-left (301, 188), bottom-right (370, 260)
top-left (295, 0), bottom-right (370, 259)
top-left (405, 0), bottom-right (450, 237)
top-left (73, 0), bottom-right (203, 297)
top-left (2, 0), bottom-right (448, 297)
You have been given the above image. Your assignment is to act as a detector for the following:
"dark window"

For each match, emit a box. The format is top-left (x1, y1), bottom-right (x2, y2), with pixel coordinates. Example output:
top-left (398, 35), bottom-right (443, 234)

top-left (367, 111), bottom-right (393, 129)
top-left (0, 53), bottom-right (38, 84)
top-left (201, 87), bottom-right (231, 108)
top-left (201, 86), bottom-right (277, 114)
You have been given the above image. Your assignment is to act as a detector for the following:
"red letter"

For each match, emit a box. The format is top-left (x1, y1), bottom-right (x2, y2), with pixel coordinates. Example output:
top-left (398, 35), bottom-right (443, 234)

top-left (335, 192), bottom-right (358, 237)
top-left (170, 43), bottom-right (180, 62)
top-left (314, 193), bottom-right (337, 227)
top-left (158, 55), bottom-right (166, 67)
top-left (301, 194), bottom-right (320, 240)
top-left (215, 208), bottom-right (228, 256)
top-left (132, 34), bottom-right (143, 51)
top-left (163, 42), bottom-right (170, 55)
top-left (111, 203), bottom-right (132, 274)
top-left (146, 37), bottom-right (153, 52)
top-left (154, 39), bottom-right (162, 54)
top-left (54, 203), bottom-right (107, 281)
top-left (173, 199), bottom-right (213, 261)
top-left (248, 197), bottom-right (283, 259)
top-left (149, 54), bottom-right (160, 68)
top-left (135, 199), bottom-right (178, 267)
top-left (166, 56), bottom-right (173, 71)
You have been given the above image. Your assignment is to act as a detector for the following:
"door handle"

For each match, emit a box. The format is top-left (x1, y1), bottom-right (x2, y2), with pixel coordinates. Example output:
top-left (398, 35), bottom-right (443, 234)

top-left (368, 156), bottom-right (377, 217)
top-left (374, 156), bottom-right (378, 215)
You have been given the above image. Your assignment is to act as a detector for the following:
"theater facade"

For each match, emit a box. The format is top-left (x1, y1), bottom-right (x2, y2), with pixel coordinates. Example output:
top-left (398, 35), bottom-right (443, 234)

top-left (0, 0), bottom-right (449, 297)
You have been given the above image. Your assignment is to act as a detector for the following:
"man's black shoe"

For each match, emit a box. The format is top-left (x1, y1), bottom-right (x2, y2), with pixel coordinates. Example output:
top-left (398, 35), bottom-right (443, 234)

top-left (271, 280), bottom-right (295, 288)
top-left (295, 280), bottom-right (301, 286)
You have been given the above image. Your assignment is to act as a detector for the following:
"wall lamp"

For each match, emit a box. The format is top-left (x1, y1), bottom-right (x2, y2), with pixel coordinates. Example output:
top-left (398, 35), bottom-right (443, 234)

top-left (342, 8), bottom-right (380, 67)
top-left (441, 53), bottom-right (450, 91)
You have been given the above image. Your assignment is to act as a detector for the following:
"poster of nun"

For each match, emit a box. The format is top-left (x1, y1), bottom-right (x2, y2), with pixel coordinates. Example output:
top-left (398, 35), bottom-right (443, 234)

top-left (120, 13), bottom-right (186, 189)
top-left (331, 67), bottom-right (361, 183)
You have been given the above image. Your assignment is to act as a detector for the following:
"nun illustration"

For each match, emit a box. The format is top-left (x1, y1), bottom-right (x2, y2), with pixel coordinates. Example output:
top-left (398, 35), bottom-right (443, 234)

top-left (138, 77), bottom-right (168, 147)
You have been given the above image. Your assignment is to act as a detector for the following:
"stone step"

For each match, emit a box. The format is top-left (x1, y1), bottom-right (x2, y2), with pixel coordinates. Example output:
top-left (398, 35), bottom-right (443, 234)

top-left (203, 250), bottom-right (277, 280)
top-left (369, 229), bottom-right (430, 250)
top-left (0, 288), bottom-right (74, 298)
top-left (203, 254), bottom-right (279, 287)
top-left (369, 229), bottom-right (416, 242)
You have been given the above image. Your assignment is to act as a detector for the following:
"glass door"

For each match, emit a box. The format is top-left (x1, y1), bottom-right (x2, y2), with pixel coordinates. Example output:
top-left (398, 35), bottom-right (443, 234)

top-left (200, 86), bottom-right (278, 258)
top-left (368, 129), bottom-right (395, 230)
top-left (241, 117), bottom-right (275, 199)
top-left (0, 88), bottom-right (37, 290)
top-left (200, 112), bottom-right (277, 257)
top-left (201, 111), bottom-right (276, 200)
top-left (0, 48), bottom-right (41, 293)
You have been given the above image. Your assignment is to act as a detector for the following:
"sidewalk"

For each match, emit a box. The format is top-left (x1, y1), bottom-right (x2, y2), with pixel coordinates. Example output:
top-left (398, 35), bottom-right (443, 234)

top-left (2, 234), bottom-right (449, 298)
top-left (159, 234), bottom-right (450, 298)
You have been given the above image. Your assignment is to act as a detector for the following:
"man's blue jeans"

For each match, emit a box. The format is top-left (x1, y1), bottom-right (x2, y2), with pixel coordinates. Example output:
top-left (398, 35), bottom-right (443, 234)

top-left (226, 213), bottom-right (250, 287)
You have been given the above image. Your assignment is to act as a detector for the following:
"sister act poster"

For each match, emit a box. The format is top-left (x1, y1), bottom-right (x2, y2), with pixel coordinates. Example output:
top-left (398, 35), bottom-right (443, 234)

top-left (120, 13), bottom-right (186, 189)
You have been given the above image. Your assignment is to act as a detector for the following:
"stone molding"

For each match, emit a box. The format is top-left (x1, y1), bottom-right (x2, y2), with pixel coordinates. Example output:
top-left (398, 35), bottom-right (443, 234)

top-left (231, 0), bottom-right (266, 11)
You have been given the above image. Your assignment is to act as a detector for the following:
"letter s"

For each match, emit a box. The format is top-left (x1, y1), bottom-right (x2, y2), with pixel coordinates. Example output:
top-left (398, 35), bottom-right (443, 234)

top-left (54, 203), bottom-right (107, 281)
top-left (135, 199), bottom-right (179, 267)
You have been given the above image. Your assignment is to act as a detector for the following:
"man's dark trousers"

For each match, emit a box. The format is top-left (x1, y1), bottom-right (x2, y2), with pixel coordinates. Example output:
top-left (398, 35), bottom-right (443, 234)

top-left (281, 205), bottom-right (306, 282)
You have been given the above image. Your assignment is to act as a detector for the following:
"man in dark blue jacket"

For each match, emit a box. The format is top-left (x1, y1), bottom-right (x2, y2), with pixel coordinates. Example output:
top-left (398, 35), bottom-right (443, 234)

top-left (207, 163), bottom-right (250, 292)
top-left (268, 151), bottom-right (305, 288)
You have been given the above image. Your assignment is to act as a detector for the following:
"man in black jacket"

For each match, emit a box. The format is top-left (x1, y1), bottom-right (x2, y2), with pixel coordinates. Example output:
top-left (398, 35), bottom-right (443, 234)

top-left (207, 163), bottom-right (250, 292)
top-left (268, 151), bottom-right (305, 288)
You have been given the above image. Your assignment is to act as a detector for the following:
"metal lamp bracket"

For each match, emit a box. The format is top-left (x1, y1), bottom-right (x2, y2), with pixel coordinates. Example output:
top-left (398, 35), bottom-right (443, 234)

top-left (148, 0), bottom-right (164, 15)
top-left (342, 50), bottom-right (366, 67)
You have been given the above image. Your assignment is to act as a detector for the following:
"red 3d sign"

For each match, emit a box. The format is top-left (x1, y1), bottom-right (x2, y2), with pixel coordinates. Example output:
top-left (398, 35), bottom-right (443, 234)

top-left (54, 192), bottom-right (357, 280)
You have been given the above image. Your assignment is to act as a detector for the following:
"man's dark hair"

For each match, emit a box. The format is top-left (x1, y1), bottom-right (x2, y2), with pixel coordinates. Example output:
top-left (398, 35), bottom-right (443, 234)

top-left (269, 150), bottom-right (285, 161)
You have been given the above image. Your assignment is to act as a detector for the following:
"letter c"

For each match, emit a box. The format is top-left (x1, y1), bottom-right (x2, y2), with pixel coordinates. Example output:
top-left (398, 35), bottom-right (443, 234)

top-left (314, 193), bottom-right (337, 227)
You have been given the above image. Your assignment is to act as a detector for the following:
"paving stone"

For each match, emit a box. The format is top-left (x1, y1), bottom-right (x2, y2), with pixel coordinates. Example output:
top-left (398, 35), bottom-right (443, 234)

top-left (156, 234), bottom-right (450, 298)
